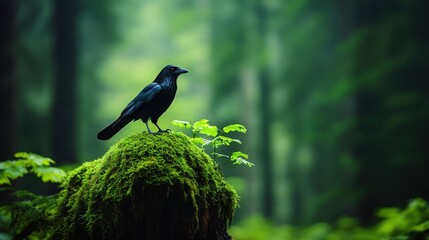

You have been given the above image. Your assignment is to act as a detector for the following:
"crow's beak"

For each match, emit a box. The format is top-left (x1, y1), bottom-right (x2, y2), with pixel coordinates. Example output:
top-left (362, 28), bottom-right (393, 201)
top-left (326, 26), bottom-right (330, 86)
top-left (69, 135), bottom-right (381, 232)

top-left (175, 67), bottom-right (188, 75)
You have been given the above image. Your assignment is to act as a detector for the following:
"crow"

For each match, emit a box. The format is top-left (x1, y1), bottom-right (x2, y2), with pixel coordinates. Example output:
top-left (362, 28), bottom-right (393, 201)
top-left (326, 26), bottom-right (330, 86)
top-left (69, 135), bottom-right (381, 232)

top-left (97, 65), bottom-right (188, 140)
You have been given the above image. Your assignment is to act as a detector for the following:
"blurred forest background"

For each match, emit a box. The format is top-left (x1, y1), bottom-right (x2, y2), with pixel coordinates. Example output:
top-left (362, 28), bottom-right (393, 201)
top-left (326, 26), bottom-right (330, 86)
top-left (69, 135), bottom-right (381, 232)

top-left (1, 0), bottom-right (429, 237)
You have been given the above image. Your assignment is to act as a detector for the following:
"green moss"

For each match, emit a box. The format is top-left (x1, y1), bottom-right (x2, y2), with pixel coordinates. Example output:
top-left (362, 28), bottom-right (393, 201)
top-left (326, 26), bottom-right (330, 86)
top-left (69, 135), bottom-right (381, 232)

top-left (51, 132), bottom-right (238, 240)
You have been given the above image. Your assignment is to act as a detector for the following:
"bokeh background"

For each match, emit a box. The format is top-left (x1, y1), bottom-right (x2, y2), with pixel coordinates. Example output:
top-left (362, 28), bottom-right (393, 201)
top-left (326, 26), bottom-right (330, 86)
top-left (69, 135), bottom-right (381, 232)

top-left (1, 0), bottom-right (429, 239)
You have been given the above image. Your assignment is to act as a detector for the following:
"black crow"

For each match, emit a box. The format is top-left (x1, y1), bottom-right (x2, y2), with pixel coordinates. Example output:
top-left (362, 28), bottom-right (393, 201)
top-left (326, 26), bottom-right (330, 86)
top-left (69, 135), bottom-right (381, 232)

top-left (97, 65), bottom-right (188, 140)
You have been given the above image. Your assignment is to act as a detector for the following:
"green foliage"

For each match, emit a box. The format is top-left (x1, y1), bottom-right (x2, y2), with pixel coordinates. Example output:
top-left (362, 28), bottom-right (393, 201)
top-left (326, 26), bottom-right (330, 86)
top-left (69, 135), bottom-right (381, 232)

top-left (172, 119), bottom-right (253, 167)
top-left (1, 194), bottom-right (58, 239)
top-left (377, 198), bottom-right (429, 238)
top-left (0, 152), bottom-right (66, 185)
top-left (223, 124), bottom-right (247, 134)
top-left (0, 153), bottom-right (66, 239)
top-left (231, 216), bottom-right (379, 240)
top-left (231, 198), bottom-right (429, 240)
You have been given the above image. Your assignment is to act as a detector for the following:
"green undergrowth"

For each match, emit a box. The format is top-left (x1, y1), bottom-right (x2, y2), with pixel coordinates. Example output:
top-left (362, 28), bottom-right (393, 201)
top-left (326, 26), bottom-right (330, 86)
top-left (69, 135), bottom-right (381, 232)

top-left (53, 132), bottom-right (238, 239)
top-left (0, 153), bottom-right (66, 239)
top-left (231, 198), bottom-right (429, 240)
top-left (3, 132), bottom-right (429, 239)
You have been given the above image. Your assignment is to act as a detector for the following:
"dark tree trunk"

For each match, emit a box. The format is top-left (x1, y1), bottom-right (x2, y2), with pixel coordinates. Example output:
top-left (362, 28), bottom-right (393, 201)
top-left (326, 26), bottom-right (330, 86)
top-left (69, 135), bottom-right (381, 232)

top-left (341, 0), bottom-right (429, 222)
top-left (255, 0), bottom-right (274, 219)
top-left (52, 0), bottom-right (78, 164)
top-left (258, 71), bottom-right (274, 219)
top-left (0, 0), bottom-right (17, 161)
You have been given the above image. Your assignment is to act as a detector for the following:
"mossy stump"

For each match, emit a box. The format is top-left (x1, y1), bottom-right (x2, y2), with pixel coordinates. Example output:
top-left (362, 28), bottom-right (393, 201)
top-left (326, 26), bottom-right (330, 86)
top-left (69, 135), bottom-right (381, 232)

top-left (51, 132), bottom-right (238, 240)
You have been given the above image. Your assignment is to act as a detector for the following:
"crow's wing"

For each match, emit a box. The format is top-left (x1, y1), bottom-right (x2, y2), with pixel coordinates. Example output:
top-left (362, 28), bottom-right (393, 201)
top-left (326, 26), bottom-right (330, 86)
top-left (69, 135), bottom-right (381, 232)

top-left (120, 82), bottom-right (161, 117)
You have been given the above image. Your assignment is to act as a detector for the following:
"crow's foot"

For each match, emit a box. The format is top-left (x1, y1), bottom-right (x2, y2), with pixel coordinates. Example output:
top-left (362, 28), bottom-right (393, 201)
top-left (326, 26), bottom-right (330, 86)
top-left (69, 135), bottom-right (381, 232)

top-left (155, 129), bottom-right (171, 134)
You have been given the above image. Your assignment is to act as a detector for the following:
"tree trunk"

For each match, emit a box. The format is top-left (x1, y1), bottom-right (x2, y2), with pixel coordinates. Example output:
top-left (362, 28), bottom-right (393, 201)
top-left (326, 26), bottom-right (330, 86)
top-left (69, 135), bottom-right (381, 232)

top-left (0, 0), bottom-right (17, 161)
top-left (255, 0), bottom-right (274, 219)
top-left (52, 0), bottom-right (78, 164)
top-left (258, 70), bottom-right (274, 219)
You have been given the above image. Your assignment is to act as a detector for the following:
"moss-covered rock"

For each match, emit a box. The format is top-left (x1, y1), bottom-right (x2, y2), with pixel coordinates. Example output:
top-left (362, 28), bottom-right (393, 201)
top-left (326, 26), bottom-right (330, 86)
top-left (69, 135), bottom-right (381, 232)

top-left (51, 132), bottom-right (238, 240)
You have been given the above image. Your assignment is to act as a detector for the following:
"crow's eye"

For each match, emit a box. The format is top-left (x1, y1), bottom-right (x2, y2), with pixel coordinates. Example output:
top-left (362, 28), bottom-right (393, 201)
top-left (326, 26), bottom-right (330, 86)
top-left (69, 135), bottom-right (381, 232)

top-left (170, 67), bottom-right (175, 71)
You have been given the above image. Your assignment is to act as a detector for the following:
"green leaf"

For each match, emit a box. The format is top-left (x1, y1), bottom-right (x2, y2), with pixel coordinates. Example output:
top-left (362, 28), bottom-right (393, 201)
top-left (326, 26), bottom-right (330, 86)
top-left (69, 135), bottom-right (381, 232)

top-left (192, 119), bottom-right (209, 129)
top-left (193, 119), bottom-right (218, 137)
top-left (15, 152), bottom-right (54, 167)
top-left (0, 161), bottom-right (9, 170)
top-left (200, 125), bottom-right (218, 137)
top-left (0, 161), bottom-right (28, 185)
top-left (221, 136), bottom-right (241, 145)
top-left (171, 120), bottom-right (192, 128)
top-left (0, 177), bottom-right (11, 185)
top-left (5, 165), bottom-right (28, 179)
top-left (223, 124), bottom-right (247, 133)
top-left (213, 136), bottom-right (241, 148)
top-left (231, 151), bottom-right (254, 167)
top-left (32, 167), bottom-right (66, 183)
top-left (231, 151), bottom-right (249, 160)
top-left (233, 158), bottom-right (254, 167)
top-left (413, 221), bottom-right (429, 232)
top-left (191, 137), bottom-right (206, 146)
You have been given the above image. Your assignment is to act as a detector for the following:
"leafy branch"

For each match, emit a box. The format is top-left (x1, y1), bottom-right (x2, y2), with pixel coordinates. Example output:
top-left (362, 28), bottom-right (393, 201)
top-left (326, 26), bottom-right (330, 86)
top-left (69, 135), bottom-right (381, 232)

top-left (0, 152), bottom-right (66, 186)
top-left (172, 119), bottom-right (254, 167)
top-left (0, 153), bottom-right (66, 239)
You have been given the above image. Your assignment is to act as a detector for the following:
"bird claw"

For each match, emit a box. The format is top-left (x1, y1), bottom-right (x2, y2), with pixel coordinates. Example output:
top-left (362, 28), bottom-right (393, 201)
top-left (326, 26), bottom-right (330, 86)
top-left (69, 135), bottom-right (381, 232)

top-left (156, 129), bottom-right (171, 134)
top-left (144, 129), bottom-right (170, 135)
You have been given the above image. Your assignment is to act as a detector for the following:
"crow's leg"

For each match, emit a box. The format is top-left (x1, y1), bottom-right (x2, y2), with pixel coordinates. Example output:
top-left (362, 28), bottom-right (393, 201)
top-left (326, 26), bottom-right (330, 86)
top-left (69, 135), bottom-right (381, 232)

top-left (144, 121), bottom-right (156, 134)
top-left (154, 122), bottom-right (171, 134)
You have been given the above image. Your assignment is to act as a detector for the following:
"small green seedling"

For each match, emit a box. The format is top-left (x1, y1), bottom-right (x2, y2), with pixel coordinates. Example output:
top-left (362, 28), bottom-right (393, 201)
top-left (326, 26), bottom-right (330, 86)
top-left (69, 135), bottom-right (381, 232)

top-left (172, 119), bottom-right (254, 167)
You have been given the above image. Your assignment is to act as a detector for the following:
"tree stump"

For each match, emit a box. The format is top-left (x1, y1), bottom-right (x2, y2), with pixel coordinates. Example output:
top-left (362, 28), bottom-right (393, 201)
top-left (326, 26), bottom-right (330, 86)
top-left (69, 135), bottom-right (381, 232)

top-left (51, 132), bottom-right (238, 240)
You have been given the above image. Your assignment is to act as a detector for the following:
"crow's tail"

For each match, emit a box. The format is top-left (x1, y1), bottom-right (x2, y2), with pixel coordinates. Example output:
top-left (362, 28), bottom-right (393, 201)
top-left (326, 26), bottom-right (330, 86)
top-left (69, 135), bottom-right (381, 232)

top-left (97, 117), bottom-right (131, 140)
